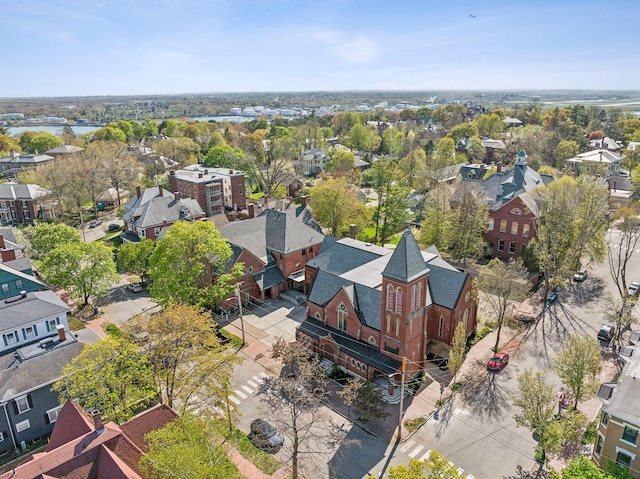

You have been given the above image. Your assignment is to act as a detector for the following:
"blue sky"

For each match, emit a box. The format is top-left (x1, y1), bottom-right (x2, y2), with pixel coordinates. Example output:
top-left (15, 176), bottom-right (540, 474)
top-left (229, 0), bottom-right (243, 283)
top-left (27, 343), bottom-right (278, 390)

top-left (2, 0), bottom-right (639, 97)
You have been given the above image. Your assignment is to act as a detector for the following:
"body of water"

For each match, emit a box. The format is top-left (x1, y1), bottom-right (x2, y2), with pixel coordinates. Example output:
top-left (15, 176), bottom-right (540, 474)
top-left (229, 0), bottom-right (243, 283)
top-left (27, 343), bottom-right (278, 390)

top-left (7, 125), bottom-right (102, 137)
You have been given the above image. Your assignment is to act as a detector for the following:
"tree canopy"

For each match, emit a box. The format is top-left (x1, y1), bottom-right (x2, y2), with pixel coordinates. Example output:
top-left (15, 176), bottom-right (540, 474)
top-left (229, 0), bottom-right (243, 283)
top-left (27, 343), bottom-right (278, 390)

top-left (29, 222), bottom-right (82, 259)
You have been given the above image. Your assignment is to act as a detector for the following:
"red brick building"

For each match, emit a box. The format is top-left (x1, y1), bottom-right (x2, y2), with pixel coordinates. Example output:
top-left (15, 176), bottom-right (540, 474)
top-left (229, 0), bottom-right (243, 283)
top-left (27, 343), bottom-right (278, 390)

top-left (168, 164), bottom-right (246, 216)
top-left (459, 149), bottom-right (554, 260)
top-left (297, 231), bottom-right (476, 384)
top-left (122, 185), bottom-right (205, 242)
top-left (218, 205), bottom-right (325, 303)
top-left (0, 182), bottom-right (48, 225)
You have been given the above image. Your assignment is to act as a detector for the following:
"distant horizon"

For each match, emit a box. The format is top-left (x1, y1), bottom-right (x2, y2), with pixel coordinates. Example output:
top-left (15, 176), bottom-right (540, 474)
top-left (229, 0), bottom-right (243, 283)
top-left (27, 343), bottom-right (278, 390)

top-left (2, 0), bottom-right (639, 97)
top-left (2, 88), bottom-right (640, 102)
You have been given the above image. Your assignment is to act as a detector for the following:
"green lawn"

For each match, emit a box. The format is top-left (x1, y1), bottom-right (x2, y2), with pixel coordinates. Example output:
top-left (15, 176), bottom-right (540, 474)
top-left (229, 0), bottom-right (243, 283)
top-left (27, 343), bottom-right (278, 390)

top-left (250, 191), bottom-right (265, 200)
top-left (211, 418), bottom-right (280, 475)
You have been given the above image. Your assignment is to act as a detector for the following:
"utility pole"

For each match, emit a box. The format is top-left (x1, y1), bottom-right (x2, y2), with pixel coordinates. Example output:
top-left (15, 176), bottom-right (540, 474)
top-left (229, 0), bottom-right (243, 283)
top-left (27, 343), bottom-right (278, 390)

top-left (235, 284), bottom-right (245, 347)
top-left (398, 357), bottom-right (406, 441)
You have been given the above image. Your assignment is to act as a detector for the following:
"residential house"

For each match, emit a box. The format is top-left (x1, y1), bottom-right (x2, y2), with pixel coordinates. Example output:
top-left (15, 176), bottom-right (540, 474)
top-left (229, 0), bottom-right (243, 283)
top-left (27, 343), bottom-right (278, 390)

top-left (0, 230), bottom-right (26, 263)
top-left (121, 185), bottom-right (205, 243)
top-left (278, 173), bottom-right (304, 199)
top-left (0, 400), bottom-right (178, 478)
top-left (0, 289), bottom-right (70, 355)
top-left (566, 149), bottom-right (623, 178)
top-left (168, 164), bottom-right (247, 215)
top-left (458, 149), bottom-right (554, 260)
top-left (96, 187), bottom-right (130, 208)
top-left (455, 137), bottom-right (505, 163)
top-left (0, 263), bottom-right (46, 300)
top-left (218, 205), bottom-right (324, 303)
top-left (297, 231), bottom-right (476, 386)
top-left (593, 331), bottom-right (640, 477)
top-left (0, 329), bottom-right (84, 455)
top-left (0, 183), bottom-right (49, 225)
top-left (44, 144), bottom-right (84, 159)
top-left (0, 153), bottom-right (54, 180)
top-left (300, 148), bottom-right (329, 175)
top-left (503, 117), bottom-right (523, 128)
top-left (589, 137), bottom-right (622, 151)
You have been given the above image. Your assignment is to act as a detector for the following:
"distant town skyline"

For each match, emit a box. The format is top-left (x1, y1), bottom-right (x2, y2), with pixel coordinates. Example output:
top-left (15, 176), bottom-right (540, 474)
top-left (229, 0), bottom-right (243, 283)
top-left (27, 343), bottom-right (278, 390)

top-left (2, 0), bottom-right (639, 98)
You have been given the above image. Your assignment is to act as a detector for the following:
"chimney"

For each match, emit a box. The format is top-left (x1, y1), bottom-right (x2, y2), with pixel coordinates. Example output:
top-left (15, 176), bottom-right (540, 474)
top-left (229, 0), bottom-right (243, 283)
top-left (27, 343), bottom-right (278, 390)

top-left (91, 411), bottom-right (105, 433)
top-left (56, 324), bottom-right (66, 342)
top-left (300, 196), bottom-right (309, 208)
top-left (0, 234), bottom-right (4, 249)
top-left (1, 248), bottom-right (16, 262)
top-left (229, 169), bottom-right (233, 174)
top-left (163, 218), bottom-right (168, 227)
top-left (600, 151), bottom-right (603, 162)
top-left (496, 161), bottom-right (502, 173)
top-left (204, 169), bottom-right (208, 175)
top-left (248, 204), bottom-right (255, 219)
top-left (20, 290), bottom-right (27, 298)
top-left (349, 224), bottom-right (357, 239)
top-left (480, 164), bottom-right (485, 171)
top-left (263, 197), bottom-right (269, 208)
top-left (158, 185), bottom-right (163, 196)
top-left (136, 186), bottom-right (141, 198)
top-left (175, 191), bottom-right (181, 200)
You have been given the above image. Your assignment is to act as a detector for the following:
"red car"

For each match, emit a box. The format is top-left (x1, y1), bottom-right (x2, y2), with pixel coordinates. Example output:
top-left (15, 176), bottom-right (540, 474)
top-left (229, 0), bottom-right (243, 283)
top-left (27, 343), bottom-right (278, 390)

top-left (487, 351), bottom-right (510, 372)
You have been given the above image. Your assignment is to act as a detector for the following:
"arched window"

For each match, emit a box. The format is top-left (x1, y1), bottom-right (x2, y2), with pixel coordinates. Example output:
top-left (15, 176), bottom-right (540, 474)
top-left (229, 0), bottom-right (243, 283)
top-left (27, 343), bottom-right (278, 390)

top-left (438, 315), bottom-right (444, 337)
top-left (410, 285), bottom-right (416, 312)
top-left (368, 336), bottom-right (376, 345)
top-left (386, 285), bottom-right (394, 311)
top-left (395, 288), bottom-right (403, 313)
top-left (337, 303), bottom-right (347, 332)
top-left (463, 309), bottom-right (469, 330)
top-left (395, 317), bottom-right (400, 336)
top-left (416, 282), bottom-right (422, 308)
top-left (386, 315), bottom-right (391, 333)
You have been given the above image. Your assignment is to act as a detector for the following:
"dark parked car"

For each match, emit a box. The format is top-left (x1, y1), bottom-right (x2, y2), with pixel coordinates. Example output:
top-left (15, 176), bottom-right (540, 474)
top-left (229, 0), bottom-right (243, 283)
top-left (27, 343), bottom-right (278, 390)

top-left (108, 223), bottom-right (120, 231)
top-left (249, 419), bottom-right (284, 451)
top-left (487, 351), bottom-right (510, 372)
top-left (598, 324), bottom-right (615, 341)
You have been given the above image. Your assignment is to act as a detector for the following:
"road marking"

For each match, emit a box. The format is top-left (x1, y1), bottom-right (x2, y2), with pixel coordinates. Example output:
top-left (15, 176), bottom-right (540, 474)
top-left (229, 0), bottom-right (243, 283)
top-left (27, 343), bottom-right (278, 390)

top-left (234, 389), bottom-right (247, 400)
top-left (399, 439), bottom-right (415, 453)
top-left (458, 467), bottom-right (465, 476)
top-left (419, 450), bottom-right (432, 461)
top-left (229, 395), bottom-right (241, 405)
top-left (247, 379), bottom-right (259, 388)
top-left (408, 445), bottom-right (424, 458)
top-left (467, 475), bottom-right (475, 479)
top-left (241, 385), bottom-right (254, 395)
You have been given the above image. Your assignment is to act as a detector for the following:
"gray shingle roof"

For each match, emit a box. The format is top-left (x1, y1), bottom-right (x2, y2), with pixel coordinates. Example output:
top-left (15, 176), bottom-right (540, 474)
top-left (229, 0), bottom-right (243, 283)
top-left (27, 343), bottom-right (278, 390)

top-left (0, 182), bottom-right (49, 201)
top-left (382, 231), bottom-right (429, 283)
top-left (253, 265), bottom-right (286, 291)
top-left (298, 317), bottom-right (401, 374)
top-left (0, 290), bottom-right (69, 333)
top-left (427, 264), bottom-right (467, 309)
top-left (123, 187), bottom-right (204, 228)
top-left (0, 338), bottom-right (84, 401)
top-left (306, 238), bottom-right (388, 275)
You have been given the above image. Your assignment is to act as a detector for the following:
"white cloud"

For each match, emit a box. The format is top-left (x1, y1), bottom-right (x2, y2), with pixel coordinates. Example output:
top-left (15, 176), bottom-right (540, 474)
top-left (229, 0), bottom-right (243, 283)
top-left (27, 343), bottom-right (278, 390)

top-left (306, 28), bottom-right (381, 64)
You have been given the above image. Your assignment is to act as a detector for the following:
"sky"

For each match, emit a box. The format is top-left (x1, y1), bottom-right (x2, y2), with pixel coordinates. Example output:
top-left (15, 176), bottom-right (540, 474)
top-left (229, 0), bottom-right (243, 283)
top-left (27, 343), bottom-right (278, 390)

top-left (2, 0), bottom-right (639, 97)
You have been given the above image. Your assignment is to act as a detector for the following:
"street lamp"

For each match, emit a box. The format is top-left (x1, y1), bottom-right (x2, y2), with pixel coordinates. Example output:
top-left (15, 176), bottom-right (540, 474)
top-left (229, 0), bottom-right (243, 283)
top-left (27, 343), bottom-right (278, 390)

top-left (395, 357), bottom-right (407, 441)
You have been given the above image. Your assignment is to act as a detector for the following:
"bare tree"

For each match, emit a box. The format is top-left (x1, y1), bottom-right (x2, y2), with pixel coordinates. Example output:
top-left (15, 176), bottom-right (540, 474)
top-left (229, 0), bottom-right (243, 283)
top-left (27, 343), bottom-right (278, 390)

top-left (259, 339), bottom-right (356, 479)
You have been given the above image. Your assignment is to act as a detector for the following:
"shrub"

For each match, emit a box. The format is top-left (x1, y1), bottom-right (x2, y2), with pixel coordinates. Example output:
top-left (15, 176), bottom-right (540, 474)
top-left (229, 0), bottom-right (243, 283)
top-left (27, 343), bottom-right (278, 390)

top-left (404, 416), bottom-right (427, 434)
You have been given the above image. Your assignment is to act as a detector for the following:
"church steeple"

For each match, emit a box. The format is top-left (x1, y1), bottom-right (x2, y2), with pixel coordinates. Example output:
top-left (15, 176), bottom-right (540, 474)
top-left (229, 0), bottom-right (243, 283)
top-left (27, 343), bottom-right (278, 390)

top-left (382, 231), bottom-right (428, 282)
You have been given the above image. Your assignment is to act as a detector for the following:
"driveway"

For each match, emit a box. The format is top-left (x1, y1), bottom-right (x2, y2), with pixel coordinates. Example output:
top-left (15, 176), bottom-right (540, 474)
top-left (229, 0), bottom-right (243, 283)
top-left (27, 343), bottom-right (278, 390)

top-left (92, 275), bottom-right (159, 327)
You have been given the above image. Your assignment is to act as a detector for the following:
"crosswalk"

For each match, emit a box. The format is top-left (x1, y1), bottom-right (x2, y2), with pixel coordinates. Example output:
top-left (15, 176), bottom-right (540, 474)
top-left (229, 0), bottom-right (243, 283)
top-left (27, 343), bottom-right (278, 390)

top-left (228, 372), bottom-right (268, 406)
top-left (397, 440), bottom-right (474, 479)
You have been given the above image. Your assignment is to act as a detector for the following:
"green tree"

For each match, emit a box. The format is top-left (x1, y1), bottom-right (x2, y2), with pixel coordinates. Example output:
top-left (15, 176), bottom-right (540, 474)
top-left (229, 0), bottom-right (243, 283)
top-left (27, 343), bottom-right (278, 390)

top-left (339, 378), bottom-right (388, 422)
top-left (28, 132), bottom-right (64, 154)
top-left (40, 242), bottom-right (119, 305)
top-left (29, 222), bottom-right (82, 259)
top-left (127, 304), bottom-right (242, 415)
top-left (18, 130), bottom-right (39, 152)
top-left (449, 183), bottom-right (488, 263)
top-left (0, 134), bottom-right (21, 156)
top-left (447, 321), bottom-right (467, 381)
top-left (447, 123), bottom-right (479, 144)
top-left (117, 239), bottom-right (155, 283)
top-left (347, 123), bottom-right (380, 152)
top-left (365, 158), bottom-right (408, 245)
top-left (554, 456), bottom-right (616, 479)
top-left (52, 336), bottom-right (156, 423)
top-left (418, 188), bottom-right (453, 250)
top-left (533, 176), bottom-right (610, 300)
top-left (148, 221), bottom-right (241, 307)
top-left (325, 149), bottom-right (356, 175)
top-left (475, 258), bottom-right (529, 350)
top-left (474, 113), bottom-right (504, 138)
top-left (383, 450), bottom-right (462, 479)
top-left (398, 148), bottom-right (427, 189)
top-left (90, 140), bottom-right (141, 207)
top-left (92, 126), bottom-right (127, 143)
top-left (140, 413), bottom-right (241, 479)
top-left (554, 140), bottom-right (579, 169)
top-left (309, 177), bottom-right (368, 236)
top-left (554, 335), bottom-right (603, 408)
top-left (203, 144), bottom-right (246, 169)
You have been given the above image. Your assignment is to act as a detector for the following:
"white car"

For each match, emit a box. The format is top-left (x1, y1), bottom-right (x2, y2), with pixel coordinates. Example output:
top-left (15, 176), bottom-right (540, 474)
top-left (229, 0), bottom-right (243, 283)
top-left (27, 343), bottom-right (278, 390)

top-left (573, 270), bottom-right (587, 282)
top-left (628, 281), bottom-right (640, 297)
top-left (126, 282), bottom-right (143, 293)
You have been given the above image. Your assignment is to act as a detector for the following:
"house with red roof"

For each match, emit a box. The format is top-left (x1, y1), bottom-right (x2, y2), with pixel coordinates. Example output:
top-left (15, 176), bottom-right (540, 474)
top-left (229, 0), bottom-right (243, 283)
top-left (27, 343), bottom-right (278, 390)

top-left (0, 401), bottom-right (177, 479)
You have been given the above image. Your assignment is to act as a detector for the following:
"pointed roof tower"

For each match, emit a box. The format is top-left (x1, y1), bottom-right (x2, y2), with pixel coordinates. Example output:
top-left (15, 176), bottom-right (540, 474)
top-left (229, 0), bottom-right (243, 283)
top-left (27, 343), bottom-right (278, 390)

top-left (382, 231), bottom-right (428, 282)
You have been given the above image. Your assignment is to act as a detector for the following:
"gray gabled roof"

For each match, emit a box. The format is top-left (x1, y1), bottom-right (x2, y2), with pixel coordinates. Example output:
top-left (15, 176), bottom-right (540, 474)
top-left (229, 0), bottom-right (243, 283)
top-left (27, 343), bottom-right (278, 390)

top-left (382, 231), bottom-right (429, 282)
top-left (0, 290), bottom-right (69, 333)
top-left (298, 317), bottom-right (401, 374)
top-left (253, 265), bottom-right (286, 291)
top-left (0, 338), bottom-right (84, 401)
top-left (123, 187), bottom-right (204, 228)
top-left (306, 237), bottom-right (389, 276)
top-left (428, 264), bottom-right (467, 309)
top-left (0, 183), bottom-right (49, 201)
